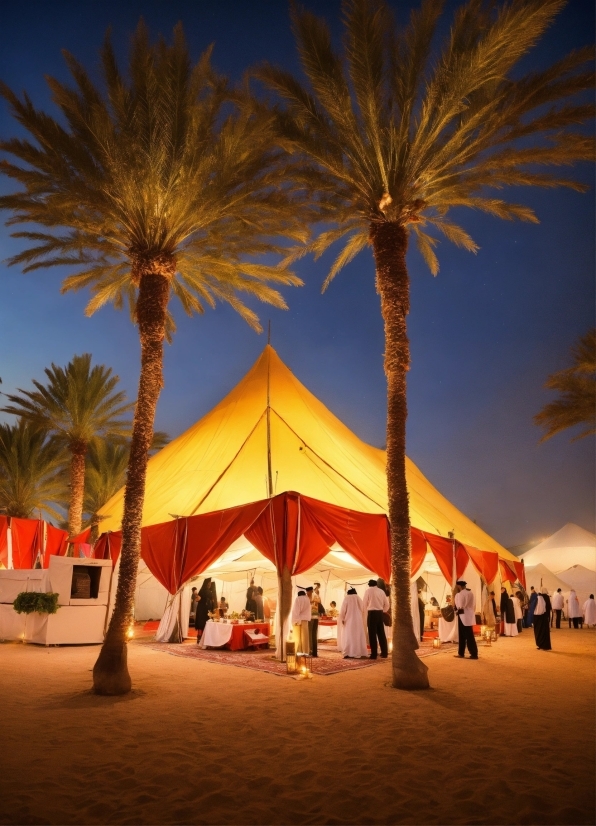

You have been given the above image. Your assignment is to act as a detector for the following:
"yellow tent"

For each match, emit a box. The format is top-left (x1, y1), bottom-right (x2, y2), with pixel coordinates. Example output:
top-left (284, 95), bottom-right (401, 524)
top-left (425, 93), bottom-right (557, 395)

top-left (98, 345), bottom-right (515, 563)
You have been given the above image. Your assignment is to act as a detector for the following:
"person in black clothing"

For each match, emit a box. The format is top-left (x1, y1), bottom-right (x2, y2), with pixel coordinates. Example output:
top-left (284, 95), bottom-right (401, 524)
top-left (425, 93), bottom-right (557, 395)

top-left (195, 577), bottom-right (213, 640)
top-left (418, 591), bottom-right (426, 641)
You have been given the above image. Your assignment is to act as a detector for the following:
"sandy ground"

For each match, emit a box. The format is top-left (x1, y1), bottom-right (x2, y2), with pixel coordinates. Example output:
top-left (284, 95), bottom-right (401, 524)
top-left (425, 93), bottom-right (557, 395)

top-left (0, 627), bottom-right (594, 826)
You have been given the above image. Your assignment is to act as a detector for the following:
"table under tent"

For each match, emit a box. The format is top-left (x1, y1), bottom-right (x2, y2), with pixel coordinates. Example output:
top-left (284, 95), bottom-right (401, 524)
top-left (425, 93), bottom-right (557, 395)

top-left (94, 345), bottom-right (524, 656)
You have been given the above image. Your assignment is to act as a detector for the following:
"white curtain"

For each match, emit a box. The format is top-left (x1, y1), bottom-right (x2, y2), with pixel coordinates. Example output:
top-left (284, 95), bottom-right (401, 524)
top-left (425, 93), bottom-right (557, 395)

top-left (155, 585), bottom-right (191, 642)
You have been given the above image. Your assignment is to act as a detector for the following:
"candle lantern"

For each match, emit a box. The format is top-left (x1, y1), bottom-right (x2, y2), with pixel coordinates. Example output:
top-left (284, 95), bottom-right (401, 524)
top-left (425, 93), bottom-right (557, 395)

top-left (432, 638), bottom-right (441, 649)
top-left (480, 624), bottom-right (487, 639)
top-left (296, 651), bottom-right (313, 678)
top-left (286, 640), bottom-right (297, 674)
top-left (491, 629), bottom-right (498, 642)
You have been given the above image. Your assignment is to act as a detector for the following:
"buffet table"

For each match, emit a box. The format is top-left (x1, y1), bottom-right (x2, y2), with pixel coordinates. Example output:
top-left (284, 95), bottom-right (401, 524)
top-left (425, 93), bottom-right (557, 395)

top-left (199, 621), bottom-right (270, 651)
top-left (318, 618), bottom-right (338, 641)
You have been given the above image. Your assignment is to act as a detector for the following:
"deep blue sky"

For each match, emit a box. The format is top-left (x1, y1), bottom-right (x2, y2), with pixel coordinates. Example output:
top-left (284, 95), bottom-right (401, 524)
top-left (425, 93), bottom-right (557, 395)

top-left (0, 0), bottom-right (594, 547)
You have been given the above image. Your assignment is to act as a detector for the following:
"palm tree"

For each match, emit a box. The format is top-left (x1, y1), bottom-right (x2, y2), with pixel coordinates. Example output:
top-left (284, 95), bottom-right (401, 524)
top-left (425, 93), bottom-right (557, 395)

top-left (0, 23), bottom-right (307, 694)
top-left (1, 354), bottom-right (131, 537)
top-left (0, 419), bottom-right (66, 521)
top-left (534, 329), bottom-right (596, 441)
top-left (255, 0), bottom-right (594, 689)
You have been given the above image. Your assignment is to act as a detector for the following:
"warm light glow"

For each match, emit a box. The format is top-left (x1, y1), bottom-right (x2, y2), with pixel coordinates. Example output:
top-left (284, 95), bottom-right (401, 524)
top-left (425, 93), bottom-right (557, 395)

top-left (127, 625), bottom-right (134, 639)
top-left (388, 640), bottom-right (393, 653)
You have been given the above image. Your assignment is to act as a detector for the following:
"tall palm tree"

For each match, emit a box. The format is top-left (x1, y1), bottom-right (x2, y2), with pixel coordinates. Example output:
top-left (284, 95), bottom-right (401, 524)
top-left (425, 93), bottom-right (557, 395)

top-left (2, 354), bottom-right (131, 537)
top-left (534, 328), bottom-right (596, 441)
top-left (0, 419), bottom-right (66, 521)
top-left (0, 23), bottom-right (307, 694)
top-left (256, 0), bottom-right (594, 689)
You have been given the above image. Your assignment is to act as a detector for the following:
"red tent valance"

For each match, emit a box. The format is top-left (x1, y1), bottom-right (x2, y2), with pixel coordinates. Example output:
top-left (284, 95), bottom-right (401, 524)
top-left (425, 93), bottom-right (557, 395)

top-left (10, 518), bottom-right (41, 569)
top-left (95, 492), bottom-right (514, 596)
top-left (500, 559), bottom-right (517, 584)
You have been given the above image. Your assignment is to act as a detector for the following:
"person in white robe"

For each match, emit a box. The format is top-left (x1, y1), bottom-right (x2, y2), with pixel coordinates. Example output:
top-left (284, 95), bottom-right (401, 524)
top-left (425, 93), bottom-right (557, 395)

top-left (567, 589), bottom-right (582, 628)
top-left (291, 590), bottom-right (312, 653)
top-left (583, 594), bottom-right (596, 627)
top-left (339, 588), bottom-right (368, 658)
top-left (551, 588), bottom-right (564, 628)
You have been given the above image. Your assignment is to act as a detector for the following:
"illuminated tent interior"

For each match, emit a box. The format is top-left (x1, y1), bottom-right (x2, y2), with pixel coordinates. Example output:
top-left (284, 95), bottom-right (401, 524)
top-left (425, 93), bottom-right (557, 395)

top-left (96, 346), bottom-right (522, 647)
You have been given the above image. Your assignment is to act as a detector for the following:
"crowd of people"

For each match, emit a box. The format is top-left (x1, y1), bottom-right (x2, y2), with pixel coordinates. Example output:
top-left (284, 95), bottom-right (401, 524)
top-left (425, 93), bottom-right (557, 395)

top-left (292, 578), bottom-right (391, 660)
top-left (189, 573), bottom-right (595, 658)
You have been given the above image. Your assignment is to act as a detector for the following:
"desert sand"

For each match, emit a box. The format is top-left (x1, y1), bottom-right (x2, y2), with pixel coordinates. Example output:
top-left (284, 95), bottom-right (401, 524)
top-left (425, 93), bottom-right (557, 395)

top-left (0, 627), bottom-right (594, 826)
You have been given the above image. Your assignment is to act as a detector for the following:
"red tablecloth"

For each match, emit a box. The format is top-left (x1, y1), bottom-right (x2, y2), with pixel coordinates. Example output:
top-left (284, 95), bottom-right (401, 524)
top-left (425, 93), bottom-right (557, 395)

top-left (228, 622), bottom-right (270, 650)
top-left (318, 619), bottom-right (337, 627)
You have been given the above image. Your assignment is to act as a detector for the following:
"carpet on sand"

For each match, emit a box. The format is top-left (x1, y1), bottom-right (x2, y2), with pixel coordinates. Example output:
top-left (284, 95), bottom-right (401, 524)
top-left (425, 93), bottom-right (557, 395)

top-left (148, 639), bottom-right (454, 676)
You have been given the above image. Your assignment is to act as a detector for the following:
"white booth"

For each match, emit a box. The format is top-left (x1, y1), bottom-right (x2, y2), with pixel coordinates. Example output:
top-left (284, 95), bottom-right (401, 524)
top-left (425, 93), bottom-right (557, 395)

top-left (0, 556), bottom-right (112, 644)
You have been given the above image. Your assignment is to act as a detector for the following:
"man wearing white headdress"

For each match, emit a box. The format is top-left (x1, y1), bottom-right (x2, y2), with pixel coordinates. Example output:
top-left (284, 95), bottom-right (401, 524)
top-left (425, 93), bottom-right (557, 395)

top-left (339, 588), bottom-right (368, 658)
top-left (567, 589), bottom-right (582, 629)
top-left (583, 594), bottom-right (596, 628)
top-left (533, 588), bottom-right (552, 650)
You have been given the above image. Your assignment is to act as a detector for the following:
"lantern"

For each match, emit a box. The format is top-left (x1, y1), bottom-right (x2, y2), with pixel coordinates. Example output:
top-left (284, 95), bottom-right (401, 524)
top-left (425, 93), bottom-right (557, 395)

top-left (491, 629), bottom-right (498, 642)
top-left (286, 640), bottom-right (297, 674)
top-left (480, 624), bottom-right (487, 638)
top-left (432, 638), bottom-right (442, 649)
top-left (296, 651), bottom-right (313, 678)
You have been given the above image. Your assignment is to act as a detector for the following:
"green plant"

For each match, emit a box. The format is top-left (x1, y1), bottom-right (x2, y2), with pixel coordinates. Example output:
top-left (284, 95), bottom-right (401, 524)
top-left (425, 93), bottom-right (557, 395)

top-left (13, 592), bottom-right (61, 615)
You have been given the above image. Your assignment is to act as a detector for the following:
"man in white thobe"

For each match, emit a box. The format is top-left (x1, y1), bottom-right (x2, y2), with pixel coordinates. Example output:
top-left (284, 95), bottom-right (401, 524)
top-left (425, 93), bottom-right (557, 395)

top-left (567, 589), bottom-right (582, 628)
top-left (291, 590), bottom-right (312, 654)
top-left (362, 579), bottom-right (390, 659)
top-left (454, 580), bottom-right (478, 659)
top-left (583, 594), bottom-right (596, 627)
top-left (551, 588), bottom-right (564, 628)
top-left (339, 588), bottom-right (368, 658)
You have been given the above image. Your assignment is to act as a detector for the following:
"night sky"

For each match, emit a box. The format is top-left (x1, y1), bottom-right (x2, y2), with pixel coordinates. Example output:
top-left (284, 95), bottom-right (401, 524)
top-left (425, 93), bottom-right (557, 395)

top-left (0, 0), bottom-right (593, 548)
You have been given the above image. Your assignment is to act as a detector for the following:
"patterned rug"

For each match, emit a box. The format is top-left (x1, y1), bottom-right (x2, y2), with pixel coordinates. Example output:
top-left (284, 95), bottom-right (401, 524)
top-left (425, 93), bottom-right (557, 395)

top-left (147, 639), bottom-right (454, 677)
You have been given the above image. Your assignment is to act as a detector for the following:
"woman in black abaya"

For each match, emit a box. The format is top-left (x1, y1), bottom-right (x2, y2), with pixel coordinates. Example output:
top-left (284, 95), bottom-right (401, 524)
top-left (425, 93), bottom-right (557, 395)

top-left (194, 577), bottom-right (214, 641)
top-left (532, 588), bottom-right (552, 650)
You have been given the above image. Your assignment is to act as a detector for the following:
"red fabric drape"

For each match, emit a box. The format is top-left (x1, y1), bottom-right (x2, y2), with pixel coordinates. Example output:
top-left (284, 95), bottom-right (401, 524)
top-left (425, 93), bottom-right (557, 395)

top-left (482, 551), bottom-right (499, 584)
top-left (94, 491), bottom-right (513, 595)
top-left (455, 543), bottom-right (469, 580)
top-left (0, 516), bottom-right (8, 568)
top-left (454, 544), bottom-right (500, 585)
top-left (298, 496), bottom-right (391, 581)
top-left (44, 524), bottom-right (69, 568)
top-left (423, 533), bottom-right (455, 583)
top-left (410, 528), bottom-right (427, 578)
top-left (170, 501), bottom-right (269, 592)
top-left (513, 560), bottom-right (526, 589)
top-left (94, 532), bottom-right (122, 566)
top-left (70, 527), bottom-right (92, 545)
top-left (500, 559), bottom-right (516, 584)
top-left (10, 518), bottom-right (41, 569)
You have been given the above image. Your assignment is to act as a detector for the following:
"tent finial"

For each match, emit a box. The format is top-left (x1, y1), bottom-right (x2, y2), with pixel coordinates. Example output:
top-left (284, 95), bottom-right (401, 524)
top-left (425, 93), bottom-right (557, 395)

top-left (267, 320), bottom-right (271, 345)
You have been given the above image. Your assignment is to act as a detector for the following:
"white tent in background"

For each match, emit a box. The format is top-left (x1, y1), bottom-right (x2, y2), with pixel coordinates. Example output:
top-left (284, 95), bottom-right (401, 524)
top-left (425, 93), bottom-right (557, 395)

top-left (556, 565), bottom-right (596, 608)
top-left (523, 564), bottom-right (572, 597)
top-left (522, 523), bottom-right (596, 573)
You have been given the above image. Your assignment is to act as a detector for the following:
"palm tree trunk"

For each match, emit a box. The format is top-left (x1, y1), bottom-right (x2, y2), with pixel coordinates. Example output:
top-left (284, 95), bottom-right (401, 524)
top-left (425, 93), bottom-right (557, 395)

top-left (67, 442), bottom-right (87, 537)
top-left (93, 259), bottom-right (173, 695)
top-left (370, 221), bottom-right (429, 691)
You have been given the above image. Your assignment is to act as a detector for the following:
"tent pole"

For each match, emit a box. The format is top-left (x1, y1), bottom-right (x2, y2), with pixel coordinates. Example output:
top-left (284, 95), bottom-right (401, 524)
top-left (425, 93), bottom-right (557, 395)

top-left (266, 348), bottom-right (273, 499)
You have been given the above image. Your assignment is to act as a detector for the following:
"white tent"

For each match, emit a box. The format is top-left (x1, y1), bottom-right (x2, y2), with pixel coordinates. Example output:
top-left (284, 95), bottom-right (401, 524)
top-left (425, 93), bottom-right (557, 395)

top-left (521, 523), bottom-right (596, 573)
top-left (556, 565), bottom-right (596, 608)
top-left (524, 563), bottom-right (572, 596)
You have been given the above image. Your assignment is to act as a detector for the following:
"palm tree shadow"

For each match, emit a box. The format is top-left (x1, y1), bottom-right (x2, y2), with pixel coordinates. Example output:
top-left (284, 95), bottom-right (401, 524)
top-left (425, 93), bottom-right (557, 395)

top-left (384, 682), bottom-right (461, 711)
top-left (42, 688), bottom-right (147, 709)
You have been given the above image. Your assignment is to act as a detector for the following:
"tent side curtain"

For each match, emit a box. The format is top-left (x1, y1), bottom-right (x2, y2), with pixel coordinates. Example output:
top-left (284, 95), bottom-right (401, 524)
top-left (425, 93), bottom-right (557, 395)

top-left (10, 518), bottom-right (41, 569)
top-left (44, 524), bottom-right (69, 568)
top-left (411, 528), bottom-right (427, 577)
top-left (462, 544), bottom-right (500, 585)
top-left (0, 516), bottom-right (8, 568)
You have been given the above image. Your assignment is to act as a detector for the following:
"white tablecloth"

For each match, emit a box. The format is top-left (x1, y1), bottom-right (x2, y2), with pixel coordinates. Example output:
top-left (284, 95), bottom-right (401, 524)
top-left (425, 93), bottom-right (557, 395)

top-left (439, 617), bottom-right (458, 643)
top-left (199, 621), bottom-right (234, 649)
